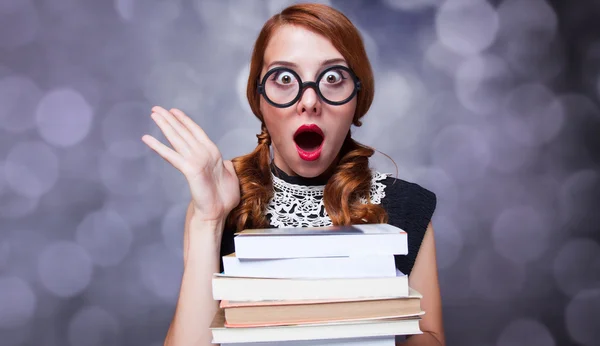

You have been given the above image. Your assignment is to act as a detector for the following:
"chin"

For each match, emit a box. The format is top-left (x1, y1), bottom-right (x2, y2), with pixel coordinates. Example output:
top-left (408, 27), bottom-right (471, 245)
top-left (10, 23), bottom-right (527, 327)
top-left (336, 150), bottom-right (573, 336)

top-left (290, 156), bottom-right (333, 178)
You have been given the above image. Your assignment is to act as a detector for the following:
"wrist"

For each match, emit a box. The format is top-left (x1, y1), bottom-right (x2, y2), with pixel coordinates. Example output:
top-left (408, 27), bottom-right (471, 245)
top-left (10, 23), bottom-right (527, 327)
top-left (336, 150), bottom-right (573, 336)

top-left (190, 208), bottom-right (228, 231)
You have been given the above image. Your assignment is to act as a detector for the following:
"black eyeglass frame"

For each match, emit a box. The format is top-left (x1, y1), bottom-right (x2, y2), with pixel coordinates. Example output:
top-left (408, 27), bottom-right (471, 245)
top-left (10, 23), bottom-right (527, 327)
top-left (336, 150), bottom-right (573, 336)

top-left (257, 65), bottom-right (362, 108)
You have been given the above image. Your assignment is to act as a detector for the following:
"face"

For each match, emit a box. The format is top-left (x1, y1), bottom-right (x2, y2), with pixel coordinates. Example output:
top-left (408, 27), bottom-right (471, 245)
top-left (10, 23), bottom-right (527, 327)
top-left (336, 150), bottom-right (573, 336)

top-left (259, 24), bottom-right (357, 178)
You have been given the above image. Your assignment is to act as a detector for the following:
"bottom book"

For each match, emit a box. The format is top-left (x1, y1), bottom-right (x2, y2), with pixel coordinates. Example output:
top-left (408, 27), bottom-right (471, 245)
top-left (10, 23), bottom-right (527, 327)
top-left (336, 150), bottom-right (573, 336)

top-left (220, 335), bottom-right (395, 345)
top-left (210, 308), bottom-right (422, 344)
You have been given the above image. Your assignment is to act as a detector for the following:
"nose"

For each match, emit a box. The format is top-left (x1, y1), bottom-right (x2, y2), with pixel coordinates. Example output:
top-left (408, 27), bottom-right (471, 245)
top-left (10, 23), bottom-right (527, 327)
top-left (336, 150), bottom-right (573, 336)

top-left (296, 84), bottom-right (321, 116)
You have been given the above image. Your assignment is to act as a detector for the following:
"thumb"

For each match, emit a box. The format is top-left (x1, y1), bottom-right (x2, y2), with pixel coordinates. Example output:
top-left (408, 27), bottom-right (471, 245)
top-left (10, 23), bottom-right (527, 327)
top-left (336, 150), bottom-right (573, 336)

top-left (223, 160), bottom-right (236, 176)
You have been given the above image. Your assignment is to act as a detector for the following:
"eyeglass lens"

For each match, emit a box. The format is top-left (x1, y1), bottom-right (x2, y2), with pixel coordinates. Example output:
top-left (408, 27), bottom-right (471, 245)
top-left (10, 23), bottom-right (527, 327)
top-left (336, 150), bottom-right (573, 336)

top-left (263, 67), bottom-right (356, 106)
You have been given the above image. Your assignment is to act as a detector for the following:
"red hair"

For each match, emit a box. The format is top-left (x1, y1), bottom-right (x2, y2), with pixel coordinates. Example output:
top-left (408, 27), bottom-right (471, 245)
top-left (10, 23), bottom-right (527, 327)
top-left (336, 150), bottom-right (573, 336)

top-left (227, 3), bottom-right (388, 231)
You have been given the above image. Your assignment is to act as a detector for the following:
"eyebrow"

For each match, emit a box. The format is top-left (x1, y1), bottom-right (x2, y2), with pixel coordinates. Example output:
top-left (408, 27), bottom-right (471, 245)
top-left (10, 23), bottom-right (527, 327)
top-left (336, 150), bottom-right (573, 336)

top-left (266, 58), bottom-right (347, 70)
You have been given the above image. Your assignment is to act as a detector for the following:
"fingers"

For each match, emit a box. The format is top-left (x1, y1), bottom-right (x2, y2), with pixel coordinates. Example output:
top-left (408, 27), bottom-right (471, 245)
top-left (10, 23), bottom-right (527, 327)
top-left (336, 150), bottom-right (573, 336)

top-left (141, 134), bottom-right (186, 170)
top-left (150, 110), bottom-right (193, 156)
top-left (152, 106), bottom-right (199, 153)
top-left (169, 108), bottom-right (218, 153)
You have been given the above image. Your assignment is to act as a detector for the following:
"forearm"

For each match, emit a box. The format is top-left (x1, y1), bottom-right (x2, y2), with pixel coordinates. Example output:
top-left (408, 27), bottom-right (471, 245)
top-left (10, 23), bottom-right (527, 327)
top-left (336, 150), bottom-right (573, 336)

top-left (164, 215), bottom-right (224, 346)
top-left (398, 332), bottom-right (444, 346)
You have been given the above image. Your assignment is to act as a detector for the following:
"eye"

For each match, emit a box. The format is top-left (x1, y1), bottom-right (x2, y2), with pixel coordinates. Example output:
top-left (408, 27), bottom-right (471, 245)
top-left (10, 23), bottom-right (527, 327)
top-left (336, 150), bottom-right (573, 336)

top-left (273, 71), bottom-right (296, 85)
top-left (323, 70), bottom-right (343, 84)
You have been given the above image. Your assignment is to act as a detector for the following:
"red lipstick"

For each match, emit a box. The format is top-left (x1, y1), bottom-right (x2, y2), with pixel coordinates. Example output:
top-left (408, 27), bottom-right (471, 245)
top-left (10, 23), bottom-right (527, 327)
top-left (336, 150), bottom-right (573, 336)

top-left (294, 124), bottom-right (324, 161)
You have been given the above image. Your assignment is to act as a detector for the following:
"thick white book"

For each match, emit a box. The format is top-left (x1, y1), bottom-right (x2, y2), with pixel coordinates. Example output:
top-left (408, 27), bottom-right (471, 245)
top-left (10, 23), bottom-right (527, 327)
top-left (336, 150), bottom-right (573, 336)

top-left (222, 253), bottom-right (397, 279)
top-left (212, 272), bottom-right (408, 301)
top-left (210, 308), bottom-right (421, 343)
top-left (220, 335), bottom-right (395, 345)
top-left (233, 224), bottom-right (407, 259)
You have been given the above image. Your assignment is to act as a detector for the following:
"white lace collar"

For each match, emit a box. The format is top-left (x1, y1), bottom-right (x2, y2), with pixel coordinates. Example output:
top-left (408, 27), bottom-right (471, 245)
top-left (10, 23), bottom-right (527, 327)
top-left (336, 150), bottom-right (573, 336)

top-left (265, 170), bottom-right (390, 228)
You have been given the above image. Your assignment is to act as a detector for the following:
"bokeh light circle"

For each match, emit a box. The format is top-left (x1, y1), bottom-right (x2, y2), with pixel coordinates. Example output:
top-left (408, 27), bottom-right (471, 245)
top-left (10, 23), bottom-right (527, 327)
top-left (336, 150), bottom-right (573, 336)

top-left (0, 276), bottom-right (37, 328)
top-left (67, 306), bottom-right (120, 346)
top-left (38, 241), bottom-right (93, 298)
top-left (435, 0), bottom-right (499, 56)
top-left (36, 88), bottom-right (94, 148)
top-left (0, 75), bottom-right (42, 133)
top-left (492, 205), bottom-right (551, 264)
top-left (553, 238), bottom-right (600, 297)
top-left (4, 141), bottom-right (59, 198)
top-left (497, 318), bottom-right (555, 346)
top-left (566, 289), bottom-right (600, 346)
top-left (76, 209), bottom-right (133, 267)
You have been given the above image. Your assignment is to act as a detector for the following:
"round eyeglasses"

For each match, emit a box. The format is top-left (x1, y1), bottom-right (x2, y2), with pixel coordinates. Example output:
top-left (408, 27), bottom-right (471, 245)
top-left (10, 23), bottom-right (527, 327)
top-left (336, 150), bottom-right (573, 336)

top-left (257, 65), bottom-right (361, 108)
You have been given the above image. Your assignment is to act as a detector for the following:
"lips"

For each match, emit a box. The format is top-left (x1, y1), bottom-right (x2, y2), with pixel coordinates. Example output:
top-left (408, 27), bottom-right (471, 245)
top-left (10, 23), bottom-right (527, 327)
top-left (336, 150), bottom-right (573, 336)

top-left (294, 124), bottom-right (324, 161)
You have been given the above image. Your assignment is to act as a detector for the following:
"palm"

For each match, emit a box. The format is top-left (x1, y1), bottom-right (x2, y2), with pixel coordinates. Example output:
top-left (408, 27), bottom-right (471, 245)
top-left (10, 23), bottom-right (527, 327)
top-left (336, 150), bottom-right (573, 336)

top-left (142, 107), bottom-right (240, 222)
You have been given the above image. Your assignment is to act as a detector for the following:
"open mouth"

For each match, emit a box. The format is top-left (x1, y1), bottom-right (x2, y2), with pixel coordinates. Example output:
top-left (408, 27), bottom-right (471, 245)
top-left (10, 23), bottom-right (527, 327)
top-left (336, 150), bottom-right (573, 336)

top-left (294, 124), bottom-right (324, 152)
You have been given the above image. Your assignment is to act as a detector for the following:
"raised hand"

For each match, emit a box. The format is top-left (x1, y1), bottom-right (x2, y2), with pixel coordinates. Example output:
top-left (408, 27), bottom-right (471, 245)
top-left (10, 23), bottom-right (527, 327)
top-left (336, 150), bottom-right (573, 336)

top-left (141, 106), bottom-right (240, 223)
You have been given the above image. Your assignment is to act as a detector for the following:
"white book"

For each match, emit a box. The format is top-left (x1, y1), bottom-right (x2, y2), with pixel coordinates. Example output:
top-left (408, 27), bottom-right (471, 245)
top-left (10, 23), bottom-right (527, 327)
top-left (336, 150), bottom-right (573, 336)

top-left (222, 253), bottom-right (397, 279)
top-left (220, 335), bottom-right (395, 345)
top-left (233, 224), bottom-right (407, 259)
top-left (210, 309), bottom-right (421, 343)
top-left (212, 272), bottom-right (408, 301)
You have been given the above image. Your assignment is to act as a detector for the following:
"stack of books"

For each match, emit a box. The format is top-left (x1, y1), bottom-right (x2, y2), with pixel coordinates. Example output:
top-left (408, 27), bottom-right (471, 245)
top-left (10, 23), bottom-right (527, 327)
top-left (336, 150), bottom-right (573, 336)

top-left (210, 224), bottom-right (424, 345)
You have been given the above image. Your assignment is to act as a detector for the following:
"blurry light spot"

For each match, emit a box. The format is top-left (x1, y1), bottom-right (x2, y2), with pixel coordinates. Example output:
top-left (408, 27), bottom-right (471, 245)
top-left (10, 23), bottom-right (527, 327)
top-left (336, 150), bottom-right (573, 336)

top-left (558, 169), bottom-right (600, 229)
top-left (105, 189), bottom-right (168, 228)
top-left (236, 64), bottom-right (253, 116)
top-left (423, 40), bottom-right (465, 77)
top-left (497, 0), bottom-right (562, 81)
top-left (497, 318), bottom-right (555, 346)
top-left (138, 243), bottom-right (182, 302)
top-left (114, 0), bottom-right (182, 23)
top-left (76, 209), bottom-right (133, 267)
top-left (501, 84), bottom-right (565, 147)
top-left (0, 161), bottom-right (5, 195)
top-left (435, 0), bottom-right (499, 56)
top-left (68, 306), bottom-right (120, 346)
top-left (217, 127), bottom-right (260, 161)
top-left (431, 125), bottom-right (491, 183)
top-left (497, 0), bottom-right (557, 45)
top-left (267, 0), bottom-right (332, 17)
top-left (484, 126), bottom-right (534, 174)
top-left (38, 241), bottom-right (93, 298)
top-left (0, 276), bottom-right (37, 328)
top-left (470, 250), bottom-right (525, 301)
top-left (85, 265), bottom-right (155, 320)
top-left (0, 76), bottom-right (42, 133)
top-left (455, 54), bottom-right (514, 115)
top-left (102, 101), bottom-right (153, 159)
top-left (372, 71), bottom-right (419, 120)
top-left (161, 202), bottom-right (188, 256)
top-left (4, 141), bottom-right (59, 198)
top-left (354, 24), bottom-right (380, 64)
top-left (143, 62), bottom-right (206, 115)
top-left (99, 151), bottom-right (158, 196)
top-left (36, 88), bottom-right (94, 148)
top-left (114, 0), bottom-right (134, 21)
top-left (553, 238), bottom-right (600, 297)
top-left (194, 0), bottom-right (263, 48)
top-left (566, 289), bottom-right (600, 346)
top-left (47, 66), bottom-right (102, 111)
top-left (411, 166), bottom-right (459, 208)
top-left (492, 205), bottom-right (550, 264)
top-left (1, 230), bottom-right (46, 283)
top-left (383, 0), bottom-right (441, 12)
top-left (432, 216), bottom-right (463, 270)
top-left (0, 241), bottom-right (9, 271)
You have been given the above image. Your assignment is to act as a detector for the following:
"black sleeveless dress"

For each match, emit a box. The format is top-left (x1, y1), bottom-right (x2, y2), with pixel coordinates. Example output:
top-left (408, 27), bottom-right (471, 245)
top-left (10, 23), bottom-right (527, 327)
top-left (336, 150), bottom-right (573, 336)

top-left (220, 164), bottom-right (437, 276)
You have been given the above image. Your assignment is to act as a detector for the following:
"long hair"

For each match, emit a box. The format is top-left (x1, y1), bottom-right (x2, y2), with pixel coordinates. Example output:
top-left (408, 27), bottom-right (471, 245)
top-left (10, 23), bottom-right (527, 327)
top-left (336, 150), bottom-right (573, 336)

top-left (227, 3), bottom-right (388, 231)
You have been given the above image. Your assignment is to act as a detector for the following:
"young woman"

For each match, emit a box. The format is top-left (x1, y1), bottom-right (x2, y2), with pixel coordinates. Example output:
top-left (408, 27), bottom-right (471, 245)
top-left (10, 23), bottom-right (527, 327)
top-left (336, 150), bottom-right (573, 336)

top-left (142, 3), bottom-right (444, 346)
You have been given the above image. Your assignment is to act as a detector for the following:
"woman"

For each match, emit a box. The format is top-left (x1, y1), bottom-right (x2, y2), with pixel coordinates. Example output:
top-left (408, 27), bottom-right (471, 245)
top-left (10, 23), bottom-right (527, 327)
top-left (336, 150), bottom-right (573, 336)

top-left (142, 3), bottom-right (444, 346)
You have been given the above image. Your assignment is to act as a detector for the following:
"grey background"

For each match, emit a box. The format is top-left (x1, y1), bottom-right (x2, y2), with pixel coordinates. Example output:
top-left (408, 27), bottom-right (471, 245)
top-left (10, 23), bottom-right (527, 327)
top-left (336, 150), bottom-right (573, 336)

top-left (1, 0), bottom-right (599, 345)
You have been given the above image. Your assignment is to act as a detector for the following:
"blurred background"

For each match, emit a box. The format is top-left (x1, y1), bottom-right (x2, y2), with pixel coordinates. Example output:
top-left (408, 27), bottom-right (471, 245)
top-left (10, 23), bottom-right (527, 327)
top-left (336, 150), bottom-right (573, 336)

top-left (1, 0), bottom-right (599, 345)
